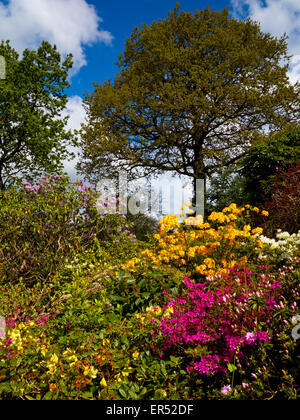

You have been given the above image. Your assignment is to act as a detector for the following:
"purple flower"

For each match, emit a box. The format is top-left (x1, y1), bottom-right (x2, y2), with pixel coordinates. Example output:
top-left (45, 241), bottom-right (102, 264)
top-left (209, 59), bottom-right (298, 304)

top-left (221, 385), bottom-right (232, 395)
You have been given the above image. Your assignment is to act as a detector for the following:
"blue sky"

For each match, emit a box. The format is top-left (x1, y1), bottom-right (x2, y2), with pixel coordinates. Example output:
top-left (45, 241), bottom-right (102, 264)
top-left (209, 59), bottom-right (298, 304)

top-left (68, 0), bottom-right (233, 98)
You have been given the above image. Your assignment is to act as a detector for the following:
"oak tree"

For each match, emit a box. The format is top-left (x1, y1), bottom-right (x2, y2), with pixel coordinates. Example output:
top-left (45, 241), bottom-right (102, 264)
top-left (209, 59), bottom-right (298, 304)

top-left (78, 6), bottom-right (300, 205)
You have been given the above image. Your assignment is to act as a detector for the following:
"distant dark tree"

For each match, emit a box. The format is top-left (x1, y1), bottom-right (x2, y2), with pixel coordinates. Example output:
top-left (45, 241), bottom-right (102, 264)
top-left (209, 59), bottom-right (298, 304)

top-left (258, 162), bottom-right (300, 236)
top-left (240, 124), bottom-right (300, 204)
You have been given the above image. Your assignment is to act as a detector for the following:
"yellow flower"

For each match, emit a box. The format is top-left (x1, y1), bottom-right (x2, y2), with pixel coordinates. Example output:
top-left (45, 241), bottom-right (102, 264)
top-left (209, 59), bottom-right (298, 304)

top-left (50, 353), bottom-right (59, 364)
top-left (146, 306), bottom-right (162, 316)
top-left (41, 346), bottom-right (48, 357)
top-left (62, 348), bottom-right (78, 362)
top-left (195, 264), bottom-right (207, 274)
top-left (122, 367), bottom-right (133, 377)
top-left (256, 239), bottom-right (264, 248)
top-left (163, 307), bottom-right (174, 317)
top-left (102, 338), bottom-right (110, 346)
top-left (187, 247), bottom-right (196, 258)
top-left (262, 210), bottom-right (269, 217)
top-left (100, 377), bottom-right (107, 387)
top-left (132, 351), bottom-right (140, 360)
top-left (204, 258), bottom-right (215, 269)
top-left (122, 257), bottom-right (141, 271)
top-left (228, 213), bottom-right (237, 220)
top-left (243, 225), bottom-right (251, 233)
top-left (253, 207), bottom-right (259, 213)
top-left (83, 365), bottom-right (98, 379)
top-left (114, 373), bottom-right (123, 383)
top-left (251, 227), bottom-right (263, 235)
top-left (197, 245), bottom-right (207, 255)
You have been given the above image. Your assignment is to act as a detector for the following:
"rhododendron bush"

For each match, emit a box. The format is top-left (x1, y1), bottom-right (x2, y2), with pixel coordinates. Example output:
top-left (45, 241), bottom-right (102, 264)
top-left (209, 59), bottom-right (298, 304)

top-left (0, 175), bottom-right (136, 284)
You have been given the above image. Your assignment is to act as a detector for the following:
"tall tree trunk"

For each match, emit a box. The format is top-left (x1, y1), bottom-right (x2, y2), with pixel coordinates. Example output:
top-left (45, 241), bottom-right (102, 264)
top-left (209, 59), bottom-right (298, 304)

top-left (193, 142), bottom-right (206, 219)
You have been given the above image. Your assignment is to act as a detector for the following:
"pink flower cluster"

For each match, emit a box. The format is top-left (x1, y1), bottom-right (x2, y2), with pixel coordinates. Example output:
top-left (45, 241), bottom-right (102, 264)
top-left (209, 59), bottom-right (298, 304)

top-left (157, 271), bottom-right (284, 375)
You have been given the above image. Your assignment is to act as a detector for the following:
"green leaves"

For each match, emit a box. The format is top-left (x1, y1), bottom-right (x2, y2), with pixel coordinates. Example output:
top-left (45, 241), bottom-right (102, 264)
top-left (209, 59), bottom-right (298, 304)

top-left (0, 40), bottom-right (76, 189)
top-left (227, 363), bottom-right (238, 373)
top-left (79, 5), bottom-right (300, 204)
top-left (0, 175), bottom-right (136, 285)
top-left (241, 123), bottom-right (300, 204)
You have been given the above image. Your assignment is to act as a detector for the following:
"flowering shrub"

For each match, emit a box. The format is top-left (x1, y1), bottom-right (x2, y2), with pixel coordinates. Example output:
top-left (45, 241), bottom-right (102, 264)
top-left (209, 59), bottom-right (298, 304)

top-left (126, 203), bottom-right (269, 278)
top-left (0, 295), bottom-right (172, 399)
top-left (156, 260), bottom-right (299, 384)
top-left (0, 201), bottom-right (299, 399)
top-left (256, 230), bottom-right (300, 262)
top-left (0, 175), bottom-right (135, 284)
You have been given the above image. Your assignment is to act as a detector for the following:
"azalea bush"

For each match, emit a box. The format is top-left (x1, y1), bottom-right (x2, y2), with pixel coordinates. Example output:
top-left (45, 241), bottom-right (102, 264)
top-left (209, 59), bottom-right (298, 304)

top-left (1, 257), bottom-right (298, 400)
top-left (154, 259), bottom-right (299, 398)
top-left (256, 230), bottom-right (300, 262)
top-left (125, 203), bottom-right (269, 278)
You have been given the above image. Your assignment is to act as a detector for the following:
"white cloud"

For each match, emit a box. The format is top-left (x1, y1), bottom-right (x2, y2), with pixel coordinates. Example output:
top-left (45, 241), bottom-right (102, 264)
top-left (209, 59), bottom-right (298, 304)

top-left (61, 95), bottom-right (86, 179)
top-left (63, 95), bottom-right (86, 132)
top-left (231, 0), bottom-right (300, 83)
top-left (0, 0), bottom-right (113, 74)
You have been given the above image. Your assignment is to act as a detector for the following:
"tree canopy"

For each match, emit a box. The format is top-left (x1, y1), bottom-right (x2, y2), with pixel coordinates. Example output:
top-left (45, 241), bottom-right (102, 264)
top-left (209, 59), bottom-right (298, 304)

top-left (240, 123), bottom-right (300, 204)
top-left (78, 5), bottom-right (300, 204)
top-left (0, 40), bottom-right (76, 189)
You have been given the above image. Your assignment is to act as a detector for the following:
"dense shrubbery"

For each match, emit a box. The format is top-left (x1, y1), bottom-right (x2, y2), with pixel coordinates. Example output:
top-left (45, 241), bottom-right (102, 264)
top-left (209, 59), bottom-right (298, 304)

top-left (0, 185), bottom-right (299, 400)
top-left (0, 175), bottom-right (136, 285)
top-left (206, 125), bottom-right (300, 232)
top-left (260, 163), bottom-right (300, 236)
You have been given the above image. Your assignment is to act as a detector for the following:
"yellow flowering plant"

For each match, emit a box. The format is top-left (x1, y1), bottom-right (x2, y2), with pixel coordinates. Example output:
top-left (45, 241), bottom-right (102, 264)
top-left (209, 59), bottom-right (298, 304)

top-left (125, 204), bottom-right (269, 279)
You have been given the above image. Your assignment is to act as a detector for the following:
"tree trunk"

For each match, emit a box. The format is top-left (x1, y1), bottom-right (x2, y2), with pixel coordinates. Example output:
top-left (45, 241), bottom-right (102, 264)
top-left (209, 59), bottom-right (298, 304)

top-left (193, 142), bottom-right (206, 219)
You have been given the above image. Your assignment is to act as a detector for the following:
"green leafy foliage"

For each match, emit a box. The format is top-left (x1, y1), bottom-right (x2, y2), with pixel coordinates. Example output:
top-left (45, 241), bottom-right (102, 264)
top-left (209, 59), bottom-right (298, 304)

top-left (0, 40), bottom-right (76, 189)
top-left (78, 5), bottom-right (300, 207)
top-left (240, 124), bottom-right (300, 204)
top-left (0, 174), bottom-right (136, 285)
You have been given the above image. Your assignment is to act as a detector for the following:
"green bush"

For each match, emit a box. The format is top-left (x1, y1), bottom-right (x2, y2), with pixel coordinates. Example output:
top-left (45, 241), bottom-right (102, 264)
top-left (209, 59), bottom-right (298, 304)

top-left (0, 174), bottom-right (135, 285)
